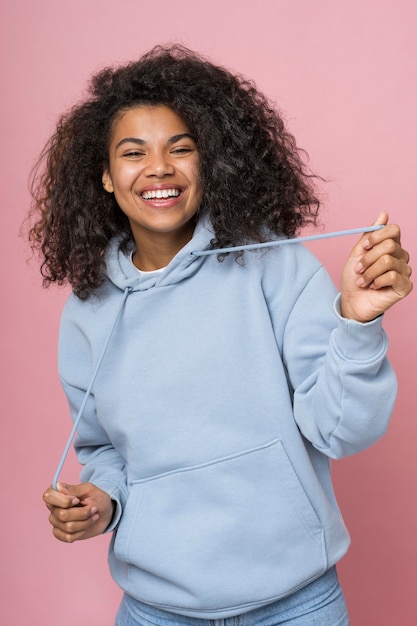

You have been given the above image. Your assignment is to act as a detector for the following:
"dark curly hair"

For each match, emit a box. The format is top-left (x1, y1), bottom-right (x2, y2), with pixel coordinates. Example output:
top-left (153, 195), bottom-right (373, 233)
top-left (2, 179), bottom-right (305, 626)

top-left (28, 44), bottom-right (321, 299)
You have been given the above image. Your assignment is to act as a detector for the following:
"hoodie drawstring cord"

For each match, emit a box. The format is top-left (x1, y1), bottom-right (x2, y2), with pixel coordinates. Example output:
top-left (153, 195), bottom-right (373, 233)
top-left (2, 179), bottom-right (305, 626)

top-left (52, 286), bottom-right (132, 490)
top-left (191, 224), bottom-right (384, 257)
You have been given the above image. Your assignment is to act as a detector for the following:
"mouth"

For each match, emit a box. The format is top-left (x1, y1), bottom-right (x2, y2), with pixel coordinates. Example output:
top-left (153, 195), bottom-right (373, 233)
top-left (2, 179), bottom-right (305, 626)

top-left (141, 188), bottom-right (182, 200)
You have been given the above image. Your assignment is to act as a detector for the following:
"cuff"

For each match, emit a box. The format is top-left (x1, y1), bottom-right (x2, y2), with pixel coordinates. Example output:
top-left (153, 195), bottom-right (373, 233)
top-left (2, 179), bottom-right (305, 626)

top-left (332, 294), bottom-right (388, 361)
top-left (93, 478), bottom-right (128, 533)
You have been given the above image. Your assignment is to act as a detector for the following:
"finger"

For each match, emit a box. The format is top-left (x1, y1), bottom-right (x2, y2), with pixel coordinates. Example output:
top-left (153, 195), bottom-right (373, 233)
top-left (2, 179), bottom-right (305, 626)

top-left (51, 503), bottom-right (98, 525)
top-left (363, 223), bottom-right (402, 251)
top-left (52, 527), bottom-right (84, 543)
top-left (50, 506), bottom-right (107, 543)
top-left (57, 481), bottom-right (83, 500)
top-left (51, 517), bottom-right (99, 543)
top-left (48, 503), bottom-right (99, 535)
top-left (55, 481), bottom-right (98, 504)
top-left (43, 486), bottom-right (80, 509)
top-left (346, 212), bottom-right (388, 260)
top-left (49, 509), bottom-right (99, 533)
top-left (367, 268), bottom-right (413, 298)
top-left (355, 239), bottom-right (400, 276)
top-left (364, 211), bottom-right (389, 243)
top-left (356, 238), bottom-right (412, 284)
top-left (357, 254), bottom-right (406, 287)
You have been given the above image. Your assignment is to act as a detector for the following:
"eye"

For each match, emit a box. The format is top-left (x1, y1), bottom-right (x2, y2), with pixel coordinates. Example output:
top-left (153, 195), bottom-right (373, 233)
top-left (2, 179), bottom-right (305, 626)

top-left (122, 150), bottom-right (146, 160)
top-left (171, 146), bottom-right (194, 155)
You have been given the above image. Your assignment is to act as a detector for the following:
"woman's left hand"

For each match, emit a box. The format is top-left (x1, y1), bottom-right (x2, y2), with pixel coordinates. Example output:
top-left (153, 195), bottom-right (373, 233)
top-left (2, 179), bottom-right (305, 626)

top-left (340, 212), bottom-right (412, 322)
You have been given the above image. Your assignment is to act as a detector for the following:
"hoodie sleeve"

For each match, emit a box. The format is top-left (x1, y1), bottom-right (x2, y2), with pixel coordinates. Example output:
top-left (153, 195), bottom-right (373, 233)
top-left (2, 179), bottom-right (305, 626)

top-left (58, 297), bottom-right (128, 531)
top-left (59, 378), bottom-right (128, 531)
top-left (281, 264), bottom-right (397, 459)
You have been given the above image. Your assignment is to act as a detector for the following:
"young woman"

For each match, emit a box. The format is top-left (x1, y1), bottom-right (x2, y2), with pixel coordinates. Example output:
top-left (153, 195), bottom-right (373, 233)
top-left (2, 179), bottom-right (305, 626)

top-left (31, 45), bottom-right (412, 625)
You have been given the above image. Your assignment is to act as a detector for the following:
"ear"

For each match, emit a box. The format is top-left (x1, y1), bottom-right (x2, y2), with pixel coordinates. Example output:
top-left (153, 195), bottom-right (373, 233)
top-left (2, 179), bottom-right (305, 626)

top-left (102, 169), bottom-right (114, 193)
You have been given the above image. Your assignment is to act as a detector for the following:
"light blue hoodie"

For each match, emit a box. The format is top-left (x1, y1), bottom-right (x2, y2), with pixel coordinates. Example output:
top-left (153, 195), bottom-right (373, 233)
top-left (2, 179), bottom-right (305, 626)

top-left (58, 217), bottom-right (396, 618)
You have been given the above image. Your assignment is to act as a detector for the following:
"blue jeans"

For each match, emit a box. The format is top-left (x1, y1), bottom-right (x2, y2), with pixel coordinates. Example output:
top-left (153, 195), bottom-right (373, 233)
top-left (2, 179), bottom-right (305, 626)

top-left (114, 567), bottom-right (349, 625)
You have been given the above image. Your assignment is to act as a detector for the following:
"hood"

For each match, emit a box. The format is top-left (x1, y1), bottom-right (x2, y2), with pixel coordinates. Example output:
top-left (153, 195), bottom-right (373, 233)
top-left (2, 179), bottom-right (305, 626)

top-left (104, 215), bottom-right (216, 292)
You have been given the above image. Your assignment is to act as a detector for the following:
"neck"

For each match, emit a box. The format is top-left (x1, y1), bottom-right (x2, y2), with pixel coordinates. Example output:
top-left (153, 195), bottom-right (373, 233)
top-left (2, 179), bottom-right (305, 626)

top-left (131, 221), bottom-right (196, 271)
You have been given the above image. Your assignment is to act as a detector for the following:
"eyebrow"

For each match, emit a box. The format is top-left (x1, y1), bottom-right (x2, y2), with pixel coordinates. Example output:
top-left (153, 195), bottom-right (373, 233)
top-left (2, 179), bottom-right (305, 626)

top-left (115, 133), bottom-right (195, 150)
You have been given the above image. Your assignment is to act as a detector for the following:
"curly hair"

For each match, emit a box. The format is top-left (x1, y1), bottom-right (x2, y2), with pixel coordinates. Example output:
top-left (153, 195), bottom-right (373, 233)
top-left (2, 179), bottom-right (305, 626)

top-left (28, 44), bottom-right (321, 299)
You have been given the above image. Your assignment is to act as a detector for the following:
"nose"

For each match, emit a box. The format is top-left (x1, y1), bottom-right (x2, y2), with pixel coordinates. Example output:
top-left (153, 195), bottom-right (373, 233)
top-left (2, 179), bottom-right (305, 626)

top-left (143, 151), bottom-right (175, 178)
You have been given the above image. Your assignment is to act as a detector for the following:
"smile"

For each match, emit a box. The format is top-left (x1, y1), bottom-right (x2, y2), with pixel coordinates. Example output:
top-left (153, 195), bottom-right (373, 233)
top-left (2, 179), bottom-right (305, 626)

top-left (141, 188), bottom-right (181, 200)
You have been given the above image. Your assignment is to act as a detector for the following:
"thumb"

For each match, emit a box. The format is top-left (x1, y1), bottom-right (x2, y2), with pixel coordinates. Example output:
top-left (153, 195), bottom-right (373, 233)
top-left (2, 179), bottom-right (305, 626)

top-left (372, 211), bottom-right (389, 227)
top-left (359, 211), bottom-right (388, 251)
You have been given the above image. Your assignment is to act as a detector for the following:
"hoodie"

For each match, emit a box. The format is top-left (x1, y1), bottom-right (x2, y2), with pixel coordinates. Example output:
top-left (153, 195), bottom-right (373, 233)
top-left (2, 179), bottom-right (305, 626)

top-left (58, 217), bottom-right (396, 618)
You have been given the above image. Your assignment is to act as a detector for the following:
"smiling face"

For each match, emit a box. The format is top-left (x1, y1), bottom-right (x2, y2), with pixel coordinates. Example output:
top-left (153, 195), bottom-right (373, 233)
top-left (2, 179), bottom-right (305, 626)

top-left (102, 105), bottom-right (202, 267)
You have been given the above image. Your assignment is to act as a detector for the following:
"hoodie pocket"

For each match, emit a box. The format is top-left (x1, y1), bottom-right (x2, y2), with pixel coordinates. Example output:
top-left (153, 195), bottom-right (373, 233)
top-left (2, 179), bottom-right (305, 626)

top-left (112, 439), bottom-right (327, 613)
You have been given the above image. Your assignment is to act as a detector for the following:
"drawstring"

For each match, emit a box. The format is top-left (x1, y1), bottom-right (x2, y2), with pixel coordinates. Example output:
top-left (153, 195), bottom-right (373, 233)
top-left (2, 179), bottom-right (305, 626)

top-left (52, 286), bottom-right (132, 490)
top-left (191, 224), bottom-right (384, 257)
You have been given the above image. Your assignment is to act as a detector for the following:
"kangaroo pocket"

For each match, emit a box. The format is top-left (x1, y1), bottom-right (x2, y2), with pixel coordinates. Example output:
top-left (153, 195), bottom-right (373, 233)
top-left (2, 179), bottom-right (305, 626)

top-left (110, 439), bottom-right (327, 614)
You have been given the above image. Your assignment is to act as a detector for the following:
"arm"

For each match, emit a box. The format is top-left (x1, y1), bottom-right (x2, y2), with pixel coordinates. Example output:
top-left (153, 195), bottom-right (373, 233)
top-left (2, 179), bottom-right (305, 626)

top-left (283, 213), bottom-right (412, 458)
top-left (43, 297), bottom-right (129, 542)
top-left (43, 384), bottom-right (128, 542)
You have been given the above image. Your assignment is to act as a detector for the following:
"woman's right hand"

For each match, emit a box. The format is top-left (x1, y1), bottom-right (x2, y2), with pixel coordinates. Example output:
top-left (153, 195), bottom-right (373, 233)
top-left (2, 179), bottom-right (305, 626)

top-left (43, 481), bottom-right (115, 542)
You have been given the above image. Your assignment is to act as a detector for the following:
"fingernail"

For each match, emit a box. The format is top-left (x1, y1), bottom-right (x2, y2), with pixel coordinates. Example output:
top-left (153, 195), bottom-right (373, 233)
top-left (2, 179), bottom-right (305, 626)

top-left (355, 262), bottom-right (364, 273)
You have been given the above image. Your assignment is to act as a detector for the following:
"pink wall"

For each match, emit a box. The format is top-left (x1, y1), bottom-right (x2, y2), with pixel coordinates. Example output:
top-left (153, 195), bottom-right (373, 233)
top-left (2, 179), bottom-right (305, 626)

top-left (1, 1), bottom-right (416, 624)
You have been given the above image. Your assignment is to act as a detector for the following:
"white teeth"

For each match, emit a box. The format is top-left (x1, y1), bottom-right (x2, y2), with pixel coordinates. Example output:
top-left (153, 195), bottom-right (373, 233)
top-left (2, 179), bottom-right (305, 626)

top-left (142, 189), bottom-right (181, 200)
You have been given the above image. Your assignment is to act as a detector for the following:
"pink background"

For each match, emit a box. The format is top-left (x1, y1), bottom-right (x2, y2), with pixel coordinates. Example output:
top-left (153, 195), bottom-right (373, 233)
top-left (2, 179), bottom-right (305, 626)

top-left (1, 1), bottom-right (416, 624)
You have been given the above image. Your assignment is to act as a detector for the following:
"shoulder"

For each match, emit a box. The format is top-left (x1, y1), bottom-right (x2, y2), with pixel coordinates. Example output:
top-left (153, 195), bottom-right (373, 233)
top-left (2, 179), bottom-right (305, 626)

top-left (251, 242), bottom-right (336, 309)
top-left (250, 241), bottom-right (323, 282)
top-left (59, 280), bottom-right (120, 342)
